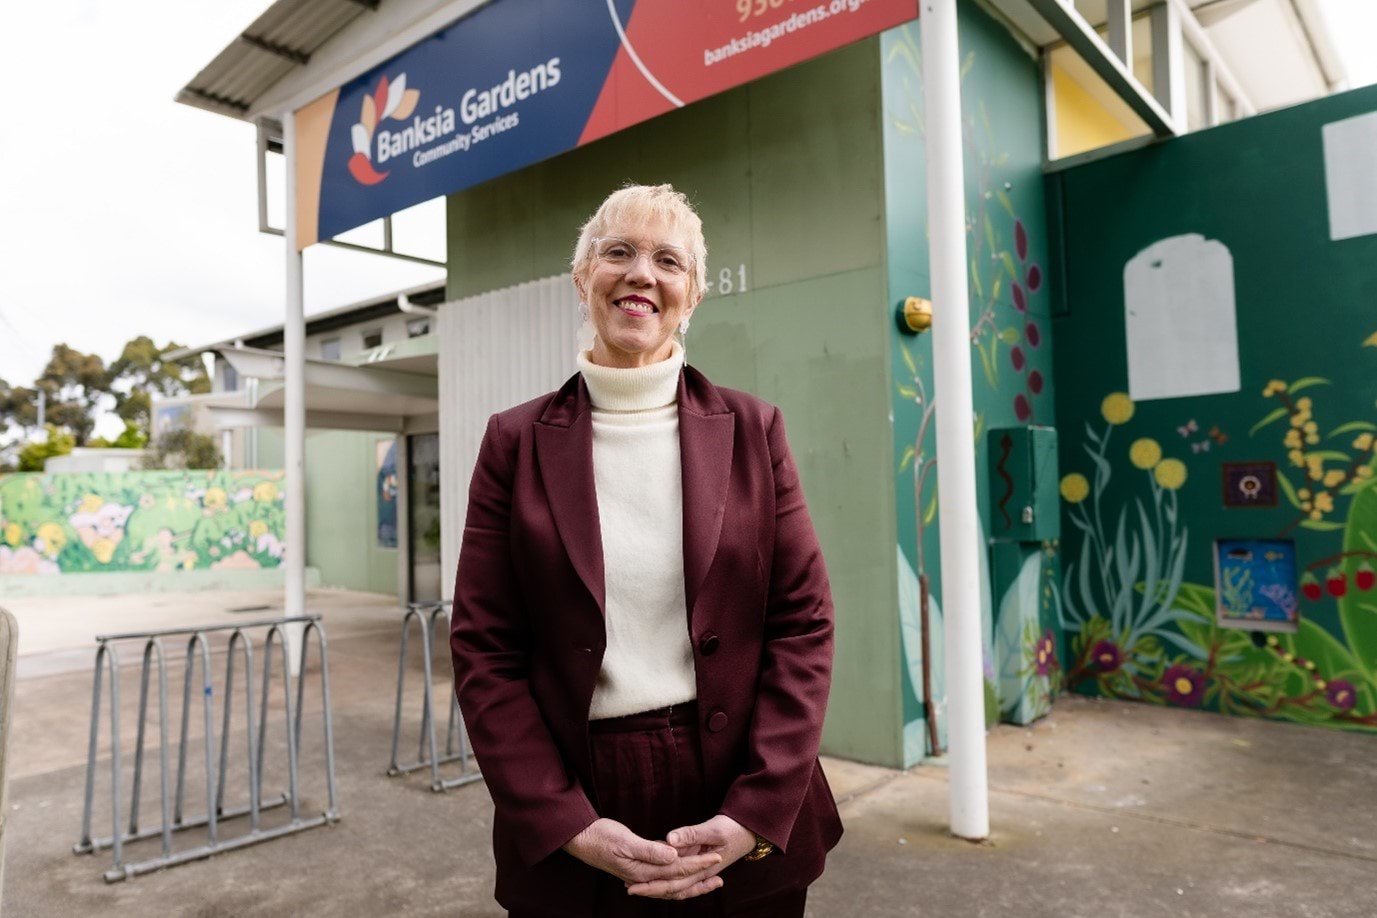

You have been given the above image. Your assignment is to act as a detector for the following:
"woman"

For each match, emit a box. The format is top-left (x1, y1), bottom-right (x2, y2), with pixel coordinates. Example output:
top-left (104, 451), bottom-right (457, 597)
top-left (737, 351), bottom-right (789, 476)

top-left (451, 184), bottom-right (841, 917)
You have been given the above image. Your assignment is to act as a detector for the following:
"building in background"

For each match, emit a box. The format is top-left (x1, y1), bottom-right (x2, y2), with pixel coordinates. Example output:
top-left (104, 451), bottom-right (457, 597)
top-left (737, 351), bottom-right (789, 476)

top-left (171, 0), bottom-right (1374, 768)
top-left (160, 282), bottom-right (447, 601)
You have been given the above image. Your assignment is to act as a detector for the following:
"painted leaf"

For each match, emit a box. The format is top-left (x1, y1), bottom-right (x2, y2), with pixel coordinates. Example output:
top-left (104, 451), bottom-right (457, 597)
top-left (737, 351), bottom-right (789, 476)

top-left (997, 191), bottom-right (1016, 220)
top-left (1300, 519), bottom-right (1345, 532)
top-left (1339, 478), bottom-right (1377, 682)
top-left (351, 124), bottom-right (370, 157)
top-left (1275, 473), bottom-right (1304, 511)
top-left (392, 88), bottom-right (420, 121)
top-left (899, 342), bottom-right (917, 377)
top-left (384, 73), bottom-right (407, 118)
top-left (998, 327), bottom-right (1019, 345)
top-left (348, 152), bottom-right (389, 186)
top-left (899, 444), bottom-right (915, 473)
top-left (1287, 377), bottom-right (1331, 395)
top-left (1328, 421), bottom-right (1377, 438)
top-left (360, 95), bottom-right (377, 133)
top-left (1280, 619), bottom-right (1376, 714)
top-left (1001, 252), bottom-right (1019, 282)
top-left (1249, 407), bottom-right (1288, 437)
top-left (373, 74), bottom-right (390, 123)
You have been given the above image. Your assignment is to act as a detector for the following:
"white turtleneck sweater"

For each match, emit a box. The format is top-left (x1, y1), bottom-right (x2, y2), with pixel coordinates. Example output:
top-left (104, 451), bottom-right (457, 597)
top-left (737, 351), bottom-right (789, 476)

top-left (577, 339), bottom-right (698, 720)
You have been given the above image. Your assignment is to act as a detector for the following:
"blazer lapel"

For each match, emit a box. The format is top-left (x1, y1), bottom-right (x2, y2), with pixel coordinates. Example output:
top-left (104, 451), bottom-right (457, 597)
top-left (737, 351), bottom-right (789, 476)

top-left (534, 376), bottom-right (606, 615)
top-left (679, 366), bottom-right (734, 623)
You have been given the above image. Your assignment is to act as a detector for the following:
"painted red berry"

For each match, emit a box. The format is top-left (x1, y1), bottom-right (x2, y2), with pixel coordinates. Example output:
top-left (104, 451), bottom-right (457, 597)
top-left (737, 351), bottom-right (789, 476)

top-left (1300, 572), bottom-right (1322, 601)
top-left (1326, 568), bottom-right (1348, 598)
top-left (1026, 264), bottom-right (1043, 293)
top-left (1014, 394), bottom-right (1031, 421)
top-left (1015, 220), bottom-right (1028, 262)
top-left (1028, 369), bottom-right (1044, 395)
top-left (1012, 283), bottom-right (1027, 313)
top-left (1357, 563), bottom-right (1375, 592)
top-left (1025, 322), bottom-right (1041, 348)
top-left (1011, 346), bottom-right (1026, 372)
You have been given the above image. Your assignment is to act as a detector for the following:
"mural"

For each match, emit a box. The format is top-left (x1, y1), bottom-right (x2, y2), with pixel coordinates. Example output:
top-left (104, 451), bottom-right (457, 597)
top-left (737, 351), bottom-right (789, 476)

top-left (0, 470), bottom-right (287, 575)
top-left (1059, 374), bottom-right (1377, 731)
top-left (884, 8), bottom-right (1060, 760)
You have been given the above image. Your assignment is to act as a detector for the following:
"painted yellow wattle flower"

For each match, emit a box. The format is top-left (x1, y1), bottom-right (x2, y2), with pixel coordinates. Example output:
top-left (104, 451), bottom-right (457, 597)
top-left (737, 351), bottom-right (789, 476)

top-left (1354, 432), bottom-right (1375, 451)
top-left (92, 538), bottom-right (117, 564)
top-left (3, 522), bottom-right (21, 547)
top-left (1100, 393), bottom-right (1134, 425)
top-left (1060, 473), bottom-right (1090, 503)
top-left (1262, 379), bottom-right (1287, 397)
top-left (1283, 429), bottom-right (1302, 449)
top-left (1314, 491), bottom-right (1334, 513)
top-left (1129, 438), bottom-right (1162, 470)
top-left (204, 488), bottom-right (229, 511)
top-left (1358, 465), bottom-right (1374, 479)
top-left (1287, 449), bottom-right (1305, 468)
top-left (1154, 458), bottom-right (1187, 490)
top-left (1323, 469), bottom-right (1346, 488)
top-left (1296, 397), bottom-right (1313, 411)
top-left (252, 481), bottom-right (280, 503)
top-left (36, 522), bottom-right (65, 557)
top-left (248, 520), bottom-right (269, 539)
top-left (78, 494), bottom-right (104, 514)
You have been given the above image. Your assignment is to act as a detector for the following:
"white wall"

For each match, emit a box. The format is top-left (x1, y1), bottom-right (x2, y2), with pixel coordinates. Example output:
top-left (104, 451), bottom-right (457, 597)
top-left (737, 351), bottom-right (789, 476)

top-left (437, 275), bottom-right (580, 599)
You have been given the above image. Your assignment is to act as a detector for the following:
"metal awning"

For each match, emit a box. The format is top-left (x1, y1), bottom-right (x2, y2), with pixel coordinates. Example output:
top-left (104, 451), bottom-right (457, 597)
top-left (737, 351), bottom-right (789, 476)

top-left (202, 347), bottom-right (438, 433)
top-left (176, 0), bottom-right (378, 119)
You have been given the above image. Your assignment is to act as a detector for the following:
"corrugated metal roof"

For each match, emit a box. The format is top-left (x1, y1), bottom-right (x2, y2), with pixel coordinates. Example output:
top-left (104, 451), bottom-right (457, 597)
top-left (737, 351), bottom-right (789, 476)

top-left (176, 0), bottom-right (378, 119)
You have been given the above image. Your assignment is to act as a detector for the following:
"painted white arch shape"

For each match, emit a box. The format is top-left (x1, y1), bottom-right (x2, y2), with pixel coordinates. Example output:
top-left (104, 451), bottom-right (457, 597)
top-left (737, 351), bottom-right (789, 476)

top-left (604, 0), bottom-right (685, 109)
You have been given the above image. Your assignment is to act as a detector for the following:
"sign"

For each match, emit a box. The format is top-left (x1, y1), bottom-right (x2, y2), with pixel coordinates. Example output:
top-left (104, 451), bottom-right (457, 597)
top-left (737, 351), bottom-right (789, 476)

top-left (294, 0), bottom-right (918, 248)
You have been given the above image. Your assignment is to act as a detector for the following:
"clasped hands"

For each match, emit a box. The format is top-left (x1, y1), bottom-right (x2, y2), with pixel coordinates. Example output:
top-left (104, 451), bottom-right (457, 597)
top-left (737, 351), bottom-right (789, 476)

top-left (563, 814), bottom-right (757, 901)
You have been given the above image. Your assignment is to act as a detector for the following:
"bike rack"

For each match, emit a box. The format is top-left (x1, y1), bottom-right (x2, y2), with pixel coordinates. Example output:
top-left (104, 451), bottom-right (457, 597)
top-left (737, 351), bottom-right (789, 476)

top-left (387, 601), bottom-right (482, 792)
top-left (73, 616), bottom-right (339, 882)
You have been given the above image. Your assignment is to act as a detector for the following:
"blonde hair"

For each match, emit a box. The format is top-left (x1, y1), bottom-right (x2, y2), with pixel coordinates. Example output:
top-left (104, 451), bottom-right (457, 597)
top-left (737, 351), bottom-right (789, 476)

top-left (571, 183), bottom-right (708, 299)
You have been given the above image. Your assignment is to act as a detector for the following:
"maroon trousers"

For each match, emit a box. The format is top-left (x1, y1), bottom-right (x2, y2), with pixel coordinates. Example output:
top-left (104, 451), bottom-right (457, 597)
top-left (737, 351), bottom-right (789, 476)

top-left (510, 702), bottom-right (807, 918)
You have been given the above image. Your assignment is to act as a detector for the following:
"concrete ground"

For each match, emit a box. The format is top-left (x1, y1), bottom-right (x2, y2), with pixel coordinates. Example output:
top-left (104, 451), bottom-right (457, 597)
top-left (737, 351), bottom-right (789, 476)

top-left (2, 589), bottom-right (1374, 917)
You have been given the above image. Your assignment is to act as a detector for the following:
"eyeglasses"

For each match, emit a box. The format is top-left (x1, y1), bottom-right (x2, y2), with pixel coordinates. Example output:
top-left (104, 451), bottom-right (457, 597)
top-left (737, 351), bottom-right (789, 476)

top-left (590, 236), bottom-right (694, 279)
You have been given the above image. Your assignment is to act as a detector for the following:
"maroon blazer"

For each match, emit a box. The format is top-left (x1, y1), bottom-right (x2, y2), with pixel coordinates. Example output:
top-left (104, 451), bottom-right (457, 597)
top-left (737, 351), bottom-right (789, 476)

top-left (450, 364), bottom-right (842, 915)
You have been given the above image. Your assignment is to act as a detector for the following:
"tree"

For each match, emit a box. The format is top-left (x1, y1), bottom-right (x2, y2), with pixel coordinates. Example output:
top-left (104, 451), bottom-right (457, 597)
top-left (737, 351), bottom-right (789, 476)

top-left (143, 427), bottom-right (221, 470)
top-left (34, 344), bottom-right (110, 445)
top-left (0, 376), bottom-right (40, 434)
top-left (107, 337), bottom-right (211, 434)
top-left (16, 426), bottom-right (75, 472)
top-left (89, 420), bottom-right (149, 450)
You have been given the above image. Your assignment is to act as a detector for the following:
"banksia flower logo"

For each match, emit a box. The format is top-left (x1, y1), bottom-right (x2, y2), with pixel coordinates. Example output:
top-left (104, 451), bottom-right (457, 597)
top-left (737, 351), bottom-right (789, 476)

top-left (349, 73), bottom-right (421, 186)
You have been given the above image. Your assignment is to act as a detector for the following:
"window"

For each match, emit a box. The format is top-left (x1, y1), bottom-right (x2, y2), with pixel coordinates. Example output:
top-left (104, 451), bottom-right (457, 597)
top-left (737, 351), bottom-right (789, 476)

top-left (222, 361), bottom-right (239, 392)
top-left (362, 329), bottom-right (384, 350)
top-left (406, 317), bottom-right (431, 338)
top-left (321, 338), bottom-right (342, 361)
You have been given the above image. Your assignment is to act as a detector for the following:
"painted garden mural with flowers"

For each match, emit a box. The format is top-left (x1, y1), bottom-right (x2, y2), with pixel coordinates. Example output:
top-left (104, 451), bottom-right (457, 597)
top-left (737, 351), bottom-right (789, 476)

top-left (0, 470), bottom-right (287, 576)
top-left (1057, 366), bottom-right (1377, 732)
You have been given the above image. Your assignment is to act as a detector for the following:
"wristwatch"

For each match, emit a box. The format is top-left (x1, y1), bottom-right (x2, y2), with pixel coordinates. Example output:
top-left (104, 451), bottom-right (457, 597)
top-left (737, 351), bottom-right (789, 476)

top-left (744, 833), bottom-right (775, 861)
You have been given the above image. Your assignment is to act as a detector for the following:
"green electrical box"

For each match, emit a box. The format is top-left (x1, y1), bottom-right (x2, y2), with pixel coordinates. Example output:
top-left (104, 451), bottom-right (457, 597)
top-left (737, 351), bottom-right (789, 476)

top-left (987, 426), bottom-right (1060, 543)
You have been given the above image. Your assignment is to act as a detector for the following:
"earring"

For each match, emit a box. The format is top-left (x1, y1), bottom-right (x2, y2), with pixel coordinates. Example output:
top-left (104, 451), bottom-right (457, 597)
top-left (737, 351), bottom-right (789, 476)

top-left (579, 302), bottom-right (589, 322)
top-left (678, 319), bottom-right (690, 334)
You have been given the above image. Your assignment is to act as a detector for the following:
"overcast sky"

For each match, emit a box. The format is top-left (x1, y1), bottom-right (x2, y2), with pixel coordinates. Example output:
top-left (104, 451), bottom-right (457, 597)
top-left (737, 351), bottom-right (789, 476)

top-left (1, 0), bottom-right (1374, 437)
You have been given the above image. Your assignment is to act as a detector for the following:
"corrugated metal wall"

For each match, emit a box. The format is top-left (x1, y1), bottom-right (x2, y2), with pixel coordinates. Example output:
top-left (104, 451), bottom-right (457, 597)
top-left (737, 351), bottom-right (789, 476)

top-left (437, 274), bottom-right (582, 599)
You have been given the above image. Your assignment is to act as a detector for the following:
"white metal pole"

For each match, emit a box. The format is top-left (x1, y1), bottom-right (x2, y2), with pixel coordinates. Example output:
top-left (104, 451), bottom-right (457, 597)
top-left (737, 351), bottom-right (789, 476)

top-left (283, 110), bottom-right (307, 676)
top-left (921, 0), bottom-right (990, 841)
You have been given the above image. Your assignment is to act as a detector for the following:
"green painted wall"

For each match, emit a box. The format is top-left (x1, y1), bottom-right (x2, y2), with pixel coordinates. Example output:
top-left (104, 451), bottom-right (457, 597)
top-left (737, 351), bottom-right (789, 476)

top-left (1051, 85), bottom-right (1377, 731)
top-left (447, 39), bottom-right (901, 765)
top-left (257, 429), bottom-right (398, 596)
top-left (881, 4), bottom-right (1060, 764)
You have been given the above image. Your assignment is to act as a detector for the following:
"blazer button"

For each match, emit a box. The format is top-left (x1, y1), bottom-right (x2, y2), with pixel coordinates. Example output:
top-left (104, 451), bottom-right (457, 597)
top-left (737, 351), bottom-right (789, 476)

top-left (707, 710), bottom-right (729, 733)
top-left (699, 632), bottom-right (720, 656)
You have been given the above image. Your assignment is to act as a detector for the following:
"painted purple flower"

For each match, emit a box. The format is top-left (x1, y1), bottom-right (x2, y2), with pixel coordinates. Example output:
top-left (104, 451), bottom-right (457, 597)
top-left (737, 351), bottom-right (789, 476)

top-left (1091, 640), bottom-right (1123, 673)
top-left (1035, 630), bottom-right (1058, 676)
top-left (1163, 664), bottom-right (1206, 707)
top-left (1326, 680), bottom-right (1357, 711)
